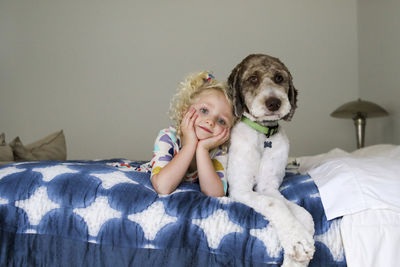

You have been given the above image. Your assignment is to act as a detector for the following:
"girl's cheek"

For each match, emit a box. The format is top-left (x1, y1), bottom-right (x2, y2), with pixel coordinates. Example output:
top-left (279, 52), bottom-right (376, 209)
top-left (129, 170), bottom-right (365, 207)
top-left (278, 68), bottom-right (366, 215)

top-left (194, 108), bottom-right (202, 118)
top-left (214, 126), bottom-right (224, 136)
top-left (192, 111), bottom-right (200, 124)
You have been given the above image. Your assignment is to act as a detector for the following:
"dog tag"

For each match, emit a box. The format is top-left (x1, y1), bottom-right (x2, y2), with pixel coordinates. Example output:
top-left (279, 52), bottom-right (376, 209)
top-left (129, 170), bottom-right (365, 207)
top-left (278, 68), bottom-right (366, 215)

top-left (264, 141), bottom-right (272, 148)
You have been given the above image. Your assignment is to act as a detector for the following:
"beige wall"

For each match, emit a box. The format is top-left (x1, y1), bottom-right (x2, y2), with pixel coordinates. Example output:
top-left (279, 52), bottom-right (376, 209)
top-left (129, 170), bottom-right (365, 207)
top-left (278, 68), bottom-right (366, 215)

top-left (1, 1), bottom-right (362, 160)
top-left (358, 0), bottom-right (400, 146)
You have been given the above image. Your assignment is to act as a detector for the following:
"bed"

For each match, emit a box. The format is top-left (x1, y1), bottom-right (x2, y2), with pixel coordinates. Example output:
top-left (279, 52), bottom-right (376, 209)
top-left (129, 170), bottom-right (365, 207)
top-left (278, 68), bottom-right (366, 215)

top-left (3, 143), bottom-right (399, 267)
top-left (0, 155), bottom-right (349, 267)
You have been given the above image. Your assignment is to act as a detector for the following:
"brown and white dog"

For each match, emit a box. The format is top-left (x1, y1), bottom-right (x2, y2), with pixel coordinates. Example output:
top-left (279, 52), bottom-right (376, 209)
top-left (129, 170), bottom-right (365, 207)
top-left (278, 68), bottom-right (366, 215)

top-left (227, 54), bottom-right (315, 266)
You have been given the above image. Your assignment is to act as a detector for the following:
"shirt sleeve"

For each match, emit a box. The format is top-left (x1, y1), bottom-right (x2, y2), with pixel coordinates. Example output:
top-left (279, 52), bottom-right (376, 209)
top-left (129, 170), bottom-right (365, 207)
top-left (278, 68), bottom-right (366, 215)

top-left (149, 128), bottom-right (178, 180)
top-left (210, 146), bottom-right (229, 195)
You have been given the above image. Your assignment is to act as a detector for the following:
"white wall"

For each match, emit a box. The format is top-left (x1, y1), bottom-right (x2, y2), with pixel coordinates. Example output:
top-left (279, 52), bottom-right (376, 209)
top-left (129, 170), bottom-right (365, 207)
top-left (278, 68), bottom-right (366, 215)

top-left (1, 0), bottom-right (360, 160)
top-left (358, 0), bottom-right (400, 146)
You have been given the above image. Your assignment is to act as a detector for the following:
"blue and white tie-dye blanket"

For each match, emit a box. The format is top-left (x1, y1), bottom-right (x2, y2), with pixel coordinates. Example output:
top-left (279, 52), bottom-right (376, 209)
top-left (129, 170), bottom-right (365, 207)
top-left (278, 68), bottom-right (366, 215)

top-left (0, 159), bottom-right (346, 266)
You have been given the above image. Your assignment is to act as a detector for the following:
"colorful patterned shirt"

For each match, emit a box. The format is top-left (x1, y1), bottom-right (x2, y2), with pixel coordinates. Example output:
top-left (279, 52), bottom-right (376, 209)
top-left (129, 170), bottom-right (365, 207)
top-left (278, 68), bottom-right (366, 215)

top-left (150, 126), bottom-right (228, 195)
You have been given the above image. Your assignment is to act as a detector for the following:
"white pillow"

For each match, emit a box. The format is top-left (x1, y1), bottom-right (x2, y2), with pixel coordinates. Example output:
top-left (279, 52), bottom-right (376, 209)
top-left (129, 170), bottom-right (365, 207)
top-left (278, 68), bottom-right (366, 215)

top-left (296, 148), bottom-right (349, 174)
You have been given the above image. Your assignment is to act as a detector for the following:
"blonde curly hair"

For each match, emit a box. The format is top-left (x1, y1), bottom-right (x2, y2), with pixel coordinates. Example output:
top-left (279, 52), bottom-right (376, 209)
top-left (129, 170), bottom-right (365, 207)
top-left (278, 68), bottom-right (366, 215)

top-left (169, 71), bottom-right (235, 135)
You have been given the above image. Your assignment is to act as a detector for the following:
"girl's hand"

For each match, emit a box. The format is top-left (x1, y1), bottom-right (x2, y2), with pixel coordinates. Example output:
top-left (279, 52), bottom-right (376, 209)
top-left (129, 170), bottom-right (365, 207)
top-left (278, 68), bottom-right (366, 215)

top-left (181, 108), bottom-right (198, 148)
top-left (198, 127), bottom-right (230, 151)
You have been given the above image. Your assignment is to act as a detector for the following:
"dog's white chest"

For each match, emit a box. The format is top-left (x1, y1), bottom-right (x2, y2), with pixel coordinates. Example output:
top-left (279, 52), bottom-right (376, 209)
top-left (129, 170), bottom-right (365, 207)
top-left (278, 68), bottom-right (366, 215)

top-left (229, 121), bottom-right (290, 191)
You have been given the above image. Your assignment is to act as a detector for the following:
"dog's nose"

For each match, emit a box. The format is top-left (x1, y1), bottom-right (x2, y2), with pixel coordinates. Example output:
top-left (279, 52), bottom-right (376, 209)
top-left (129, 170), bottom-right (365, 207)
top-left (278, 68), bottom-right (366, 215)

top-left (265, 97), bottom-right (281, 112)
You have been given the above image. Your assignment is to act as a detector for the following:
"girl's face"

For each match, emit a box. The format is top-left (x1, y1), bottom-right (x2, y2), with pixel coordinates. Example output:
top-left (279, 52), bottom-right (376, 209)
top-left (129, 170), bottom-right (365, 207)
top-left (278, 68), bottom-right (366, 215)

top-left (189, 89), bottom-right (234, 140)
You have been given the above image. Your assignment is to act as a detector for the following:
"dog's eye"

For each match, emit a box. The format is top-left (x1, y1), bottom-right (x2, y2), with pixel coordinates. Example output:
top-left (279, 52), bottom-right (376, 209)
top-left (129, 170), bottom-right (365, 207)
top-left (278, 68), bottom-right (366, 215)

top-left (274, 73), bottom-right (284, 84)
top-left (248, 75), bottom-right (258, 84)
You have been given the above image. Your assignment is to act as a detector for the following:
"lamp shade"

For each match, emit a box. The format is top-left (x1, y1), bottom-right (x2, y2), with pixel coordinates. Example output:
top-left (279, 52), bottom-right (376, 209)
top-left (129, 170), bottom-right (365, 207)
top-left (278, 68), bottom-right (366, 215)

top-left (330, 98), bottom-right (389, 149)
top-left (330, 98), bottom-right (389, 119)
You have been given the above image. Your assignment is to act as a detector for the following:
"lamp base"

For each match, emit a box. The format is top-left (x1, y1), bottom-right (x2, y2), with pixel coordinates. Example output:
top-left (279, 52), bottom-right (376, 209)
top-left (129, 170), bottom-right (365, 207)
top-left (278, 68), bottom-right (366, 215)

top-left (353, 117), bottom-right (366, 149)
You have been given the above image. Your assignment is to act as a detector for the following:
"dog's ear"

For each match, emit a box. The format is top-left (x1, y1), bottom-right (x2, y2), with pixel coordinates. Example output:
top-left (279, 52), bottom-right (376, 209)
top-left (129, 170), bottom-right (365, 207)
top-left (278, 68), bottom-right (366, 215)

top-left (283, 73), bottom-right (298, 121)
top-left (228, 63), bottom-right (245, 118)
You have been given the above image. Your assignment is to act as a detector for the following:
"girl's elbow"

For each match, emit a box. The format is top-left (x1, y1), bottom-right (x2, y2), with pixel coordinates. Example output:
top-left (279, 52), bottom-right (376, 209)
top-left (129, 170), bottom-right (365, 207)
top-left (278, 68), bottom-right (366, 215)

top-left (155, 187), bottom-right (174, 195)
top-left (151, 175), bottom-right (174, 195)
top-left (201, 188), bottom-right (225, 197)
top-left (211, 192), bottom-right (225, 197)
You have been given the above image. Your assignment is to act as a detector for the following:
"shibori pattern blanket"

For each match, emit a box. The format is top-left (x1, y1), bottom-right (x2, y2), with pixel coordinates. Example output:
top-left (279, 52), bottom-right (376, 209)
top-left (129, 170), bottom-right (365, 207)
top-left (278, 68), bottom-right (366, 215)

top-left (0, 159), bottom-right (346, 266)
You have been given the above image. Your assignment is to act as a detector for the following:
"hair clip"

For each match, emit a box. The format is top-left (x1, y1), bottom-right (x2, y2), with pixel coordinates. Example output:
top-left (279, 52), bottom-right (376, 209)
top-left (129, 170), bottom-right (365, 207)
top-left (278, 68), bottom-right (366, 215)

top-left (204, 73), bottom-right (214, 82)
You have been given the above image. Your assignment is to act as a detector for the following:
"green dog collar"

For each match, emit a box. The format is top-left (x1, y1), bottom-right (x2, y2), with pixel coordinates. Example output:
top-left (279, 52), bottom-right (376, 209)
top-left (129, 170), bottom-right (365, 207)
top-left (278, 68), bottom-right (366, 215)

top-left (241, 116), bottom-right (279, 138)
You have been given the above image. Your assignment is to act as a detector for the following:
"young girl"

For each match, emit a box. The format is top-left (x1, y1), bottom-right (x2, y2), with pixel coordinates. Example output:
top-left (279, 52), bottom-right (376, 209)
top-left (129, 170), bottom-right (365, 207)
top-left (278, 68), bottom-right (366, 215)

top-left (150, 71), bottom-right (235, 197)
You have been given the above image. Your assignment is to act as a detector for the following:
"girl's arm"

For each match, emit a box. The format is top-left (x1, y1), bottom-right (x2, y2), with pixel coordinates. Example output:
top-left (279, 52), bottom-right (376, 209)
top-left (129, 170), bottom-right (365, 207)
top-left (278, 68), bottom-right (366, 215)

top-left (151, 142), bottom-right (196, 195)
top-left (151, 109), bottom-right (198, 195)
top-left (196, 147), bottom-right (224, 197)
top-left (196, 128), bottom-right (230, 197)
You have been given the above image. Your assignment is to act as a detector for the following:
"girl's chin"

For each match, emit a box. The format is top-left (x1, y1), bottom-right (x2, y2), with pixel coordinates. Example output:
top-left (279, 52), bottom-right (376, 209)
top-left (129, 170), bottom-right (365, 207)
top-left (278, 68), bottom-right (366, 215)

top-left (195, 131), bottom-right (212, 140)
top-left (196, 134), bottom-right (209, 140)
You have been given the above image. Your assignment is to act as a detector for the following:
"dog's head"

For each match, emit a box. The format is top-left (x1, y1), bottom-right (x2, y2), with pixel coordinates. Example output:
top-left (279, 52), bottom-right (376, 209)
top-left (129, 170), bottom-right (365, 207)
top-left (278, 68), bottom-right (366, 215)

top-left (228, 54), bottom-right (298, 123)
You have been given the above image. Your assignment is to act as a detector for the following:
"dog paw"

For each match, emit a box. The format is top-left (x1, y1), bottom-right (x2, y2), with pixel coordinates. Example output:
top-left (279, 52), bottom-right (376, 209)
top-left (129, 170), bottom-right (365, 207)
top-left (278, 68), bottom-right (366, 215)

top-left (281, 232), bottom-right (315, 263)
top-left (281, 256), bottom-right (310, 267)
top-left (291, 239), bottom-right (315, 262)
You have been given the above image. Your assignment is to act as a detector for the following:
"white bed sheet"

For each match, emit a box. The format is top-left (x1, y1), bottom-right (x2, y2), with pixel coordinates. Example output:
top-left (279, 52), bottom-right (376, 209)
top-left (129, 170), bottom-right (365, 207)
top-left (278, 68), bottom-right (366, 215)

top-left (297, 144), bottom-right (400, 267)
top-left (340, 209), bottom-right (400, 267)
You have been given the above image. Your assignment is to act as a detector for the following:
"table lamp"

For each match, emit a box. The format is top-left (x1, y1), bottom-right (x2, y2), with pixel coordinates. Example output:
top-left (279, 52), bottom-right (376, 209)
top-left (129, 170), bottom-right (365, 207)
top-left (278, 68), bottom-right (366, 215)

top-left (330, 98), bottom-right (389, 149)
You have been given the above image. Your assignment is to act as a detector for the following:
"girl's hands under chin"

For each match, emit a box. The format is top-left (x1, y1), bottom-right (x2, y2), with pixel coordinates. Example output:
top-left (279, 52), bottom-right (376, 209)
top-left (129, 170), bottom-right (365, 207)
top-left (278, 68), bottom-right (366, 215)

top-left (198, 128), bottom-right (230, 151)
top-left (181, 108), bottom-right (198, 148)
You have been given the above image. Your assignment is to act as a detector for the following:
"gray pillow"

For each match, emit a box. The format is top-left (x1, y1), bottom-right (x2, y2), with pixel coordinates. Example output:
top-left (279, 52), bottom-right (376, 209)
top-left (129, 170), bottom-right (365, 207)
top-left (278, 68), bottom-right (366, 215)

top-left (10, 130), bottom-right (67, 161)
top-left (0, 133), bottom-right (14, 161)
